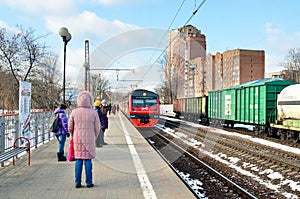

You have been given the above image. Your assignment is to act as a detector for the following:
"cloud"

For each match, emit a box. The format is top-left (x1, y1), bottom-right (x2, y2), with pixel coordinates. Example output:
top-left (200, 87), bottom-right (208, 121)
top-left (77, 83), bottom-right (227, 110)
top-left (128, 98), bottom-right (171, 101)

top-left (264, 22), bottom-right (300, 74)
top-left (265, 52), bottom-right (284, 74)
top-left (94, 0), bottom-right (134, 6)
top-left (265, 22), bottom-right (300, 55)
top-left (0, 20), bottom-right (19, 32)
top-left (1, 0), bottom-right (76, 15)
top-left (45, 10), bottom-right (138, 44)
top-left (43, 8), bottom-right (140, 88)
top-left (65, 47), bottom-right (86, 88)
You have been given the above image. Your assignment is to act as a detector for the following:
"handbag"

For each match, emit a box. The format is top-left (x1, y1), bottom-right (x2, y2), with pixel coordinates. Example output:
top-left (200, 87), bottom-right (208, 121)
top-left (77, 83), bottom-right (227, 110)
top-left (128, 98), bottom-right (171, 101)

top-left (67, 137), bottom-right (75, 162)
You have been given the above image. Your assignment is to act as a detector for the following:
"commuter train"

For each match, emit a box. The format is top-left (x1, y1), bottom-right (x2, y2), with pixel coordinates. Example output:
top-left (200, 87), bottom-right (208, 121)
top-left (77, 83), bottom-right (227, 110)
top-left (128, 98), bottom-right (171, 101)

top-left (121, 89), bottom-right (160, 127)
top-left (173, 78), bottom-right (300, 143)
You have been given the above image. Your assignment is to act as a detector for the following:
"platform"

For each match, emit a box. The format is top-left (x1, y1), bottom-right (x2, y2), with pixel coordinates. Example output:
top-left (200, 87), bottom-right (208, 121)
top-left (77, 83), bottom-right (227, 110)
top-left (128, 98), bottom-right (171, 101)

top-left (0, 111), bottom-right (196, 199)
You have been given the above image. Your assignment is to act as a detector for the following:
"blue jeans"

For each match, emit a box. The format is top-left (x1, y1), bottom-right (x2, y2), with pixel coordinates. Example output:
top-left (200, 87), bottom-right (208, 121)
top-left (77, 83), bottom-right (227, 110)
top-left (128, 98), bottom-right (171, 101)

top-left (75, 159), bottom-right (93, 186)
top-left (56, 134), bottom-right (66, 153)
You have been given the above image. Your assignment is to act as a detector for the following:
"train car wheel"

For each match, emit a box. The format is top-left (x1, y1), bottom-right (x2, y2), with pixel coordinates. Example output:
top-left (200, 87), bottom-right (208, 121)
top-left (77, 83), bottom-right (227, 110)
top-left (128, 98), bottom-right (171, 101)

top-left (279, 130), bottom-right (287, 140)
top-left (218, 120), bottom-right (223, 127)
top-left (253, 125), bottom-right (259, 135)
top-left (266, 127), bottom-right (274, 137)
top-left (293, 132), bottom-right (300, 143)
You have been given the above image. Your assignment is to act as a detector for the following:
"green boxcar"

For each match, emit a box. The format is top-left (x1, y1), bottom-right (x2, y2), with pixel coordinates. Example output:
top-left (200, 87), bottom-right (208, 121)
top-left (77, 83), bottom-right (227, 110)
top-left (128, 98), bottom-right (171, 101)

top-left (208, 78), bottom-right (296, 126)
top-left (208, 88), bottom-right (236, 125)
top-left (185, 97), bottom-right (207, 121)
top-left (173, 96), bottom-right (208, 123)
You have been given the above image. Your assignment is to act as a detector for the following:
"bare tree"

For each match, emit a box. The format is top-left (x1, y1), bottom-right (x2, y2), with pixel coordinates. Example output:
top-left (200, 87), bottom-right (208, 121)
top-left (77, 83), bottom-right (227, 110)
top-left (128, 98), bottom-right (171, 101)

top-left (162, 51), bottom-right (182, 104)
top-left (283, 48), bottom-right (300, 82)
top-left (0, 26), bottom-right (60, 110)
top-left (0, 71), bottom-right (18, 111)
top-left (0, 26), bottom-right (46, 84)
top-left (93, 73), bottom-right (110, 100)
top-left (30, 53), bottom-right (62, 109)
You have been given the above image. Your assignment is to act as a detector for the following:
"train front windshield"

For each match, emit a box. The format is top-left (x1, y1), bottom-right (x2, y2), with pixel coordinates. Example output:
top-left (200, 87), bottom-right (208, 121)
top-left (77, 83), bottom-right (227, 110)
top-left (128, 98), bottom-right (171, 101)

top-left (132, 98), bottom-right (157, 107)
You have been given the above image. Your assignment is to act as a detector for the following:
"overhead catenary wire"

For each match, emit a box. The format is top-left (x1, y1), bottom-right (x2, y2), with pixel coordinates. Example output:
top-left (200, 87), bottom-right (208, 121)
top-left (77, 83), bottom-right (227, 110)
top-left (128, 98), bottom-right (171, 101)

top-left (92, 0), bottom-right (188, 81)
top-left (88, 0), bottom-right (207, 88)
top-left (145, 0), bottom-right (187, 67)
top-left (142, 0), bottom-right (207, 78)
top-left (89, 0), bottom-right (187, 74)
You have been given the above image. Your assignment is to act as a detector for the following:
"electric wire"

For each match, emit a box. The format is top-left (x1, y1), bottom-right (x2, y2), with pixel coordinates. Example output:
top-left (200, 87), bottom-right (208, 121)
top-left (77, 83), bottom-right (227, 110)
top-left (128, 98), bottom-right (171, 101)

top-left (89, 0), bottom-right (207, 89)
top-left (142, 0), bottom-right (207, 78)
top-left (145, 0), bottom-right (187, 67)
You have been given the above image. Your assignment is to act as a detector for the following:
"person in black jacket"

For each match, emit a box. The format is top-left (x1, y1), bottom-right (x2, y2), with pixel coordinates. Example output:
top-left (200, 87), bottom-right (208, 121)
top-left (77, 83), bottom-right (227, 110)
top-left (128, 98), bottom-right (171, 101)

top-left (94, 100), bottom-right (104, 147)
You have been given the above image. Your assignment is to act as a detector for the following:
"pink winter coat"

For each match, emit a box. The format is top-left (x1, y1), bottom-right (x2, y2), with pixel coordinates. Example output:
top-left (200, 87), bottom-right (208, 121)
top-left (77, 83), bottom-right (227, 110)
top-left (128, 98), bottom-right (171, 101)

top-left (68, 91), bottom-right (100, 159)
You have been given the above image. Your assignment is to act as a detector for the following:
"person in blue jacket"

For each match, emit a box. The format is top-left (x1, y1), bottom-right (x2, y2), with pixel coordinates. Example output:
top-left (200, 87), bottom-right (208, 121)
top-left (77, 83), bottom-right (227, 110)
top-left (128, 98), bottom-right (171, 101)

top-left (54, 103), bottom-right (70, 161)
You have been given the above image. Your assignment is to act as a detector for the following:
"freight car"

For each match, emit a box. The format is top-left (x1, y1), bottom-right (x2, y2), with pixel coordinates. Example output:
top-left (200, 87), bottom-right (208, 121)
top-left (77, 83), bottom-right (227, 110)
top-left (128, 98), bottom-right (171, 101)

top-left (173, 96), bottom-right (209, 125)
top-left (127, 89), bottom-right (160, 127)
top-left (173, 78), bottom-right (299, 142)
top-left (269, 84), bottom-right (300, 142)
top-left (208, 78), bottom-right (296, 131)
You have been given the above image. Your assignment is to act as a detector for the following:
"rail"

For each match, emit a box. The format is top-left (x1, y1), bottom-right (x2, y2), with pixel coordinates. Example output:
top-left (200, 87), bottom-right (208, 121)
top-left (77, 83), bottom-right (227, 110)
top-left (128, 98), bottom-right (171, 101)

top-left (147, 127), bottom-right (258, 199)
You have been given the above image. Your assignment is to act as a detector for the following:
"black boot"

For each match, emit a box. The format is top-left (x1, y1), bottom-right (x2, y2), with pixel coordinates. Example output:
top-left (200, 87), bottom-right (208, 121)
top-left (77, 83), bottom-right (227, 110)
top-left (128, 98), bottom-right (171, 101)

top-left (57, 152), bottom-right (66, 161)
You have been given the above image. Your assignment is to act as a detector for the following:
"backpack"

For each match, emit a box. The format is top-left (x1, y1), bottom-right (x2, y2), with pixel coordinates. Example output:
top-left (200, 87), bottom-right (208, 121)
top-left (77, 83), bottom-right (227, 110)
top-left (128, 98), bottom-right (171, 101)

top-left (50, 113), bottom-right (61, 133)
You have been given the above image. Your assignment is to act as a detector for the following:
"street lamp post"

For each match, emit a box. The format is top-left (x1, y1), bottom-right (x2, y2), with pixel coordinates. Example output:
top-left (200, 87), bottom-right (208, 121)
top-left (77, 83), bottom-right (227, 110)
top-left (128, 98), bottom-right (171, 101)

top-left (59, 27), bottom-right (72, 104)
top-left (83, 62), bottom-right (89, 91)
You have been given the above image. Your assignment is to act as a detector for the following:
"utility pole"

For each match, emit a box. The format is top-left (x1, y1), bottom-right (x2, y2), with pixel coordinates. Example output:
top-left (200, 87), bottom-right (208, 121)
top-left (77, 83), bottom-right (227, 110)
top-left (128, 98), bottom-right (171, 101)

top-left (84, 40), bottom-right (90, 91)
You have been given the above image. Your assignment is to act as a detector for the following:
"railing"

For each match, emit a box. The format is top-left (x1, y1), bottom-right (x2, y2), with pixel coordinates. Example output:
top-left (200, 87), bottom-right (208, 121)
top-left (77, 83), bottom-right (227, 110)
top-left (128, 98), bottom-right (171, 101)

top-left (0, 110), bottom-right (71, 154)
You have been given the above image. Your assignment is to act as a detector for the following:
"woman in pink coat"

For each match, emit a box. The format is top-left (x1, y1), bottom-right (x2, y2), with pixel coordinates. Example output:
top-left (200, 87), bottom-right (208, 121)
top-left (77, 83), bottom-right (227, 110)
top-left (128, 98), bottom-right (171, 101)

top-left (68, 91), bottom-right (100, 188)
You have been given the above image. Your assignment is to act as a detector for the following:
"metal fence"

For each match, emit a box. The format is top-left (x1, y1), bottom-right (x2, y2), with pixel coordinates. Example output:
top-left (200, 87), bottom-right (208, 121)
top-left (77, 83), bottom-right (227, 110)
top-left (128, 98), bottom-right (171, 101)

top-left (0, 110), bottom-right (71, 154)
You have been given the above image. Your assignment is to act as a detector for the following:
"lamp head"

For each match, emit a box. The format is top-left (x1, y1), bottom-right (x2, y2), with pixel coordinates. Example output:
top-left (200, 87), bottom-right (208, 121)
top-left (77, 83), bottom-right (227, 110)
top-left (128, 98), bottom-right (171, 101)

top-left (66, 33), bottom-right (72, 42)
top-left (59, 27), bottom-right (69, 37)
top-left (59, 27), bottom-right (72, 43)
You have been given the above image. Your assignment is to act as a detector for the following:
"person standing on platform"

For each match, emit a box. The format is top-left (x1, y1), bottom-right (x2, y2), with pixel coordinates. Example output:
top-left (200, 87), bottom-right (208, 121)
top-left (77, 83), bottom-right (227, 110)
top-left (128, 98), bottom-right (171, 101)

top-left (100, 99), bottom-right (109, 145)
top-left (94, 100), bottom-right (104, 147)
top-left (111, 104), bottom-right (116, 114)
top-left (107, 103), bottom-right (111, 115)
top-left (54, 103), bottom-right (70, 161)
top-left (68, 91), bottom-right (100, 188)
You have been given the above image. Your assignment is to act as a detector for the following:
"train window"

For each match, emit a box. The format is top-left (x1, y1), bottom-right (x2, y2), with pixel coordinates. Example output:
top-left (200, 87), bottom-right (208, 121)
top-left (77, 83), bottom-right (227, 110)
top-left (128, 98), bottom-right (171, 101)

top-left (145, 99), bottom-right (157, 106)
top-left (133, 99), bottom-right (144, 106)
top-left (132, 98), bottom-right (157, 107)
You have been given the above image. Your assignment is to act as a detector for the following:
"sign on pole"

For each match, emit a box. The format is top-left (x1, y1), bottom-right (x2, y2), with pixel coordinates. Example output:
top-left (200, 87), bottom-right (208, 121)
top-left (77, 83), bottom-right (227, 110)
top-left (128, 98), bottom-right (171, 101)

top-left (19, 80), bottom-right (31, 139)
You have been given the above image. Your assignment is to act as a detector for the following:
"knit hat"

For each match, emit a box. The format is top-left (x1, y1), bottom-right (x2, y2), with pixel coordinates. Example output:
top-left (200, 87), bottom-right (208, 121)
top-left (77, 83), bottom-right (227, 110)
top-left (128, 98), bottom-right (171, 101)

top-left (101, 99), bottom-right (107, 105)
top-left (94, 100), bottom-right (101, 107)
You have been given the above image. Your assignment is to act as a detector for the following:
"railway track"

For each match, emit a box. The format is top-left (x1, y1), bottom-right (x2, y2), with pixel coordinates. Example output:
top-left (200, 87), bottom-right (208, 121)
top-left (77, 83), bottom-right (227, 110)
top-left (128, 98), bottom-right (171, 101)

top-left (155, 117), bottom-right (300, 198)
top-left (138, 128), bottom-right (258, 199)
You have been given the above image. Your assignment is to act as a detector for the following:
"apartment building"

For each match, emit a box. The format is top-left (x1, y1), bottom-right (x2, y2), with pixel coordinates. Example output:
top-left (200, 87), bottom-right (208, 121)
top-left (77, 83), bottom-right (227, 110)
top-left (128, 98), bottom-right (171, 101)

top-left (166, 25), bottom-right (265, 98)
top-left (222, 49), bottom-right (265, 88)
top-left (167, 25), bottom-right (206, 98)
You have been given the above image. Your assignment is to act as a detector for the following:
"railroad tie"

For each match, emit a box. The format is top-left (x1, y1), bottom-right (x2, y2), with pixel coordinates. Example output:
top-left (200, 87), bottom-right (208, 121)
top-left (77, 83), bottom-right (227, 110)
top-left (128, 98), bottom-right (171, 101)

top-left (294, 175), bottom-right (300, 179)
top-left (287, 171), bottom-right (298, 176)
top-left (264, 162), bottom-right (274, 167)
top-left (281, 169), bottom-right (291, 174)
top-left (269, 165), bottom-right (279, 169)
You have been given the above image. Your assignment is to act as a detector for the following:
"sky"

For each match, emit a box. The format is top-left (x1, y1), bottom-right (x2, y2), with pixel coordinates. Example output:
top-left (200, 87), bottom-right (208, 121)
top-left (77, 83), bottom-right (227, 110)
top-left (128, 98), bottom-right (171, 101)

top-left (1, 0), bottom-right (300, 90)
